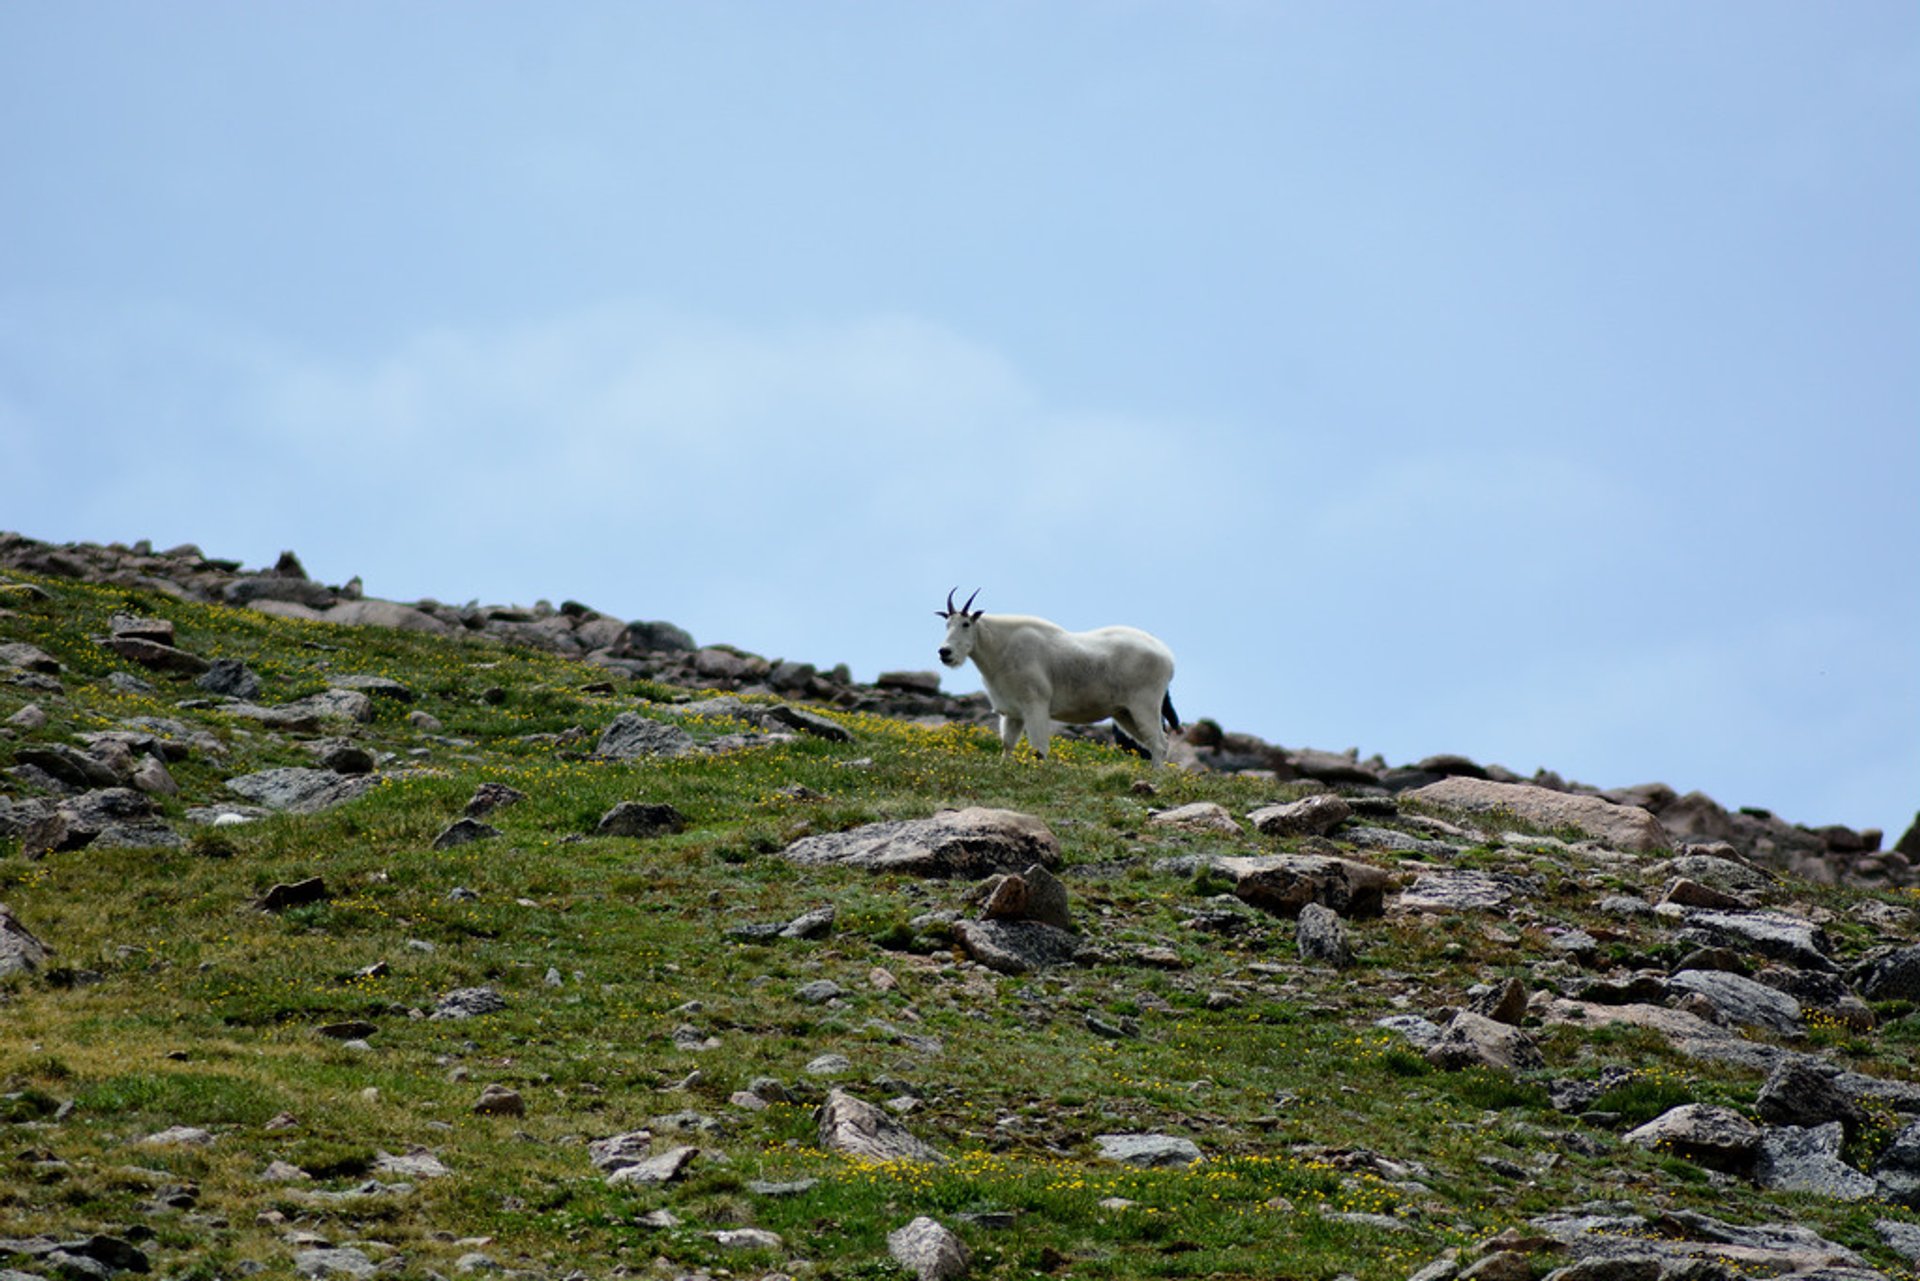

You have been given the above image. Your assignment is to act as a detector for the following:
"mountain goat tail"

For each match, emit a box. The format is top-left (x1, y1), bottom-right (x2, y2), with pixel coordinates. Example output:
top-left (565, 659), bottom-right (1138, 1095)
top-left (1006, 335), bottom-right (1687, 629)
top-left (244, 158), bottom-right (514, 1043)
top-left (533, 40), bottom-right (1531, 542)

top-left (1161, 691), bottom-right (1181, 734)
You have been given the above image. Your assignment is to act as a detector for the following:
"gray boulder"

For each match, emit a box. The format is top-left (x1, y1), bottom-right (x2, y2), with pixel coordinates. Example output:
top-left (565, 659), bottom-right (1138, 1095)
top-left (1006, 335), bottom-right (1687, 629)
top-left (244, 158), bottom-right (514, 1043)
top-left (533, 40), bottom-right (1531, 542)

top-left (0, 640), bottom-right (61, 673)
top-left (431, 987), bottom-right (508, 1020)
top-left (605, 1145), bottom-right (699, 1187)
top-left (888, 1216), bottom-right (971, 1281)
top-left (782, 808), bottom-right (1060, 878)
top-left (321, 599), bottom-right (453, 634)
top-left (1756, 1059), bottom-right (1866, 1134)
top-left (432, 818), bottom-right (500, 850)
top-left (196, 658), bottom-right (261, 699)
top-left (1854, 944), bottom-right (1920, 1002)
top-left (0, 902), bottom-right (52, 976)
top-left (953, 919), bottom-right (1080, 974)
top-left (1679, 909), bottom-right (1836, 972)
top-left (1622, 1105), bottom-right (1760, 1173)
top-left (1754, 1122), bottom-right (1878, 1200)
top-left (594, 713), bottom-right (697, 760)
top-left (226, 768), bottom-right (377, 814)
top-left (817, 1089), bottom-right (943, 1164)
top-left (1095, 1133), bottom-right (1204, 1168)
top-left (1665, 969), bottom-right (1804, 1038)
top-left (1874, 1119), bottom-right (1920, 1206)
top-left (104, 635), bottom-right (210, 675)
top-left (1294, 902), bottom-right (1353, 968)
top-left (294, 1248), bottom-right (378, 1280)
top-left (1398, 869), bottom-right (1531, 913)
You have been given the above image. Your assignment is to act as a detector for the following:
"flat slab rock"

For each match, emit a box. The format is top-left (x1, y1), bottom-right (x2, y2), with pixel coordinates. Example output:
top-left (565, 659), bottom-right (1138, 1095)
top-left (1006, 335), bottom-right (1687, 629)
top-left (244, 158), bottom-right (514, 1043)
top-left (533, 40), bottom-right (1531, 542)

top-left (953, 918), bottom-right (1080, 974)
top-left (1095, 1133), bottom-right (1205, 1168)
top-left (225, 768), bottom-right (378, 814)
top-left (781, 807), bottom-right (1061, 878)
top-left (1531, 1207), bottom-right (1878, 1277)
top-left (1406, 776), bottom-right (1668, 852)
top-left (1397, 868), bottom-right (1537, 913)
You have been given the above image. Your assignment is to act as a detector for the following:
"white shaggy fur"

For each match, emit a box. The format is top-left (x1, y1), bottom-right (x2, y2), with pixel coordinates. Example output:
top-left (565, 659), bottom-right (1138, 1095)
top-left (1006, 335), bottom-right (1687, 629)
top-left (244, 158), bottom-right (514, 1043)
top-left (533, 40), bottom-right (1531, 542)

top-left (937, 590), bottom-right (1178, 764)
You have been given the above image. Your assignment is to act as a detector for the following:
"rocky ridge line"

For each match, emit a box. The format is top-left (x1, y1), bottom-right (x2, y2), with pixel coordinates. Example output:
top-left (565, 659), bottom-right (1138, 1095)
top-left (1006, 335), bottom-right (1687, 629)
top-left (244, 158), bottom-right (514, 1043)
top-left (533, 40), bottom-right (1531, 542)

top-left (2, 530), bottom-right (1910, 890)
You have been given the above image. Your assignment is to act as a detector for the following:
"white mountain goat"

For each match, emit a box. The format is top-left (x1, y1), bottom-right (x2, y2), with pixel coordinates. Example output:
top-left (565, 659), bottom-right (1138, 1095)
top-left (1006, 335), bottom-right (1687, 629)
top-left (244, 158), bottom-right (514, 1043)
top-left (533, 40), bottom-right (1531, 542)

top-left (936, 588), bottom-right (1180, 764)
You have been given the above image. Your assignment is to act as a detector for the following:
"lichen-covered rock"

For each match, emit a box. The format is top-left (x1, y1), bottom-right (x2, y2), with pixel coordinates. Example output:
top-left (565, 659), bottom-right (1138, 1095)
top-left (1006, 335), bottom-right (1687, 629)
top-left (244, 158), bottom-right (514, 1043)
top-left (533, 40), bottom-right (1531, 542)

top-left (783, 808), bottom-right (1060, 878)
top-left (817, 1089), bottom-right (943, 1164)
top-left (1408, 777), bottom-right (1667, 852)
top-left (1622, 1105), bottom-right (1760, 1173)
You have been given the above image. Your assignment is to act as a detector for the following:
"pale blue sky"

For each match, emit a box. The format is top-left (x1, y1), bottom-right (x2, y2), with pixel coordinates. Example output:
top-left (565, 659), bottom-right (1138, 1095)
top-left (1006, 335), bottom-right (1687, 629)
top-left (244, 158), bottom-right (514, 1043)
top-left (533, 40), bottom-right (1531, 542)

top-left (3, 3), bottom-right (1915, 840)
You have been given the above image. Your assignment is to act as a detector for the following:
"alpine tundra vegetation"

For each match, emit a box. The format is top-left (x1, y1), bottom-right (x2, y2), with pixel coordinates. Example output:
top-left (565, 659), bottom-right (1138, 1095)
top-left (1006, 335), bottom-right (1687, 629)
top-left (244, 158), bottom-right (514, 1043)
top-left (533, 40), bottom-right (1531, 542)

top-left (2, 532), bottom-right (1919, 1281)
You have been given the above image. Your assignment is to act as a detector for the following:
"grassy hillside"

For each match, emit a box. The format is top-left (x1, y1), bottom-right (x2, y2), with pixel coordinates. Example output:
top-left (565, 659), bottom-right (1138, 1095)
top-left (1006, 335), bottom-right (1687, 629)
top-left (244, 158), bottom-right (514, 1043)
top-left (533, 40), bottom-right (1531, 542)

top-left (2, 570), bottom-right (1918, 1280)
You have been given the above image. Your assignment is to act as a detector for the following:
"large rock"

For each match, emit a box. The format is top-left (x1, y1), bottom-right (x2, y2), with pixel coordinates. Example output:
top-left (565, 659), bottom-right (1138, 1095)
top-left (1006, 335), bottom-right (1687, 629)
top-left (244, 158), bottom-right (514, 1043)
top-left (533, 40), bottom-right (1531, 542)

top-left (1854, 944), bottom-right (1920, 1002)
top-left (1874, 1119), bottom-right (1920, 1207)
top-left (1678, 909), bottom-right (1836, 972)
top-left (226, 768), bottom-right (377, 814)
top-left (1756, 1059), bottom-right (1866, 1134)
top-left (1095, 1134), bottom-right (1205, 1168)
top-left (1754, 1122), bottom-right (1878, 1200)
top-left (888, 1217), bottom-right (971, 1281)
top-left (1398, 869), bottom-right (1535, 913)
top-left (596, 802), bottom-right (687, 839)
top-left (1213, 853), bottom-right (1390, 919)
top-left (593, 713), bottom-right (697, 760)
top-left (1622, 1105), bottom-right (1760, 1173)
top-left (1407, 777), bottom-right (1667, 852)
top-left (1248, 794), bottom-right (1351, 838)
top-left (321, 599), bottom-right (454, 634)
top-left (817, 1089), bottom-right (943, 1164)
top-left (952, 919), bottom-right (1080, 974)
top-left (1425, 1011), bottom-right (1544, 1073)
top-left (0, 640), bottom-right (61, 674)
top-left (0, 902), bottom-right (53, 976)
top-left (1294, 902), bottom-right (1353, 967)
top-left (1531, 1208), bottom-right (1870, 1276)
top-left (782, 808), bottom-right (1060, 878)
top-left (1665, 969), bottom-right (1804, 1038)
